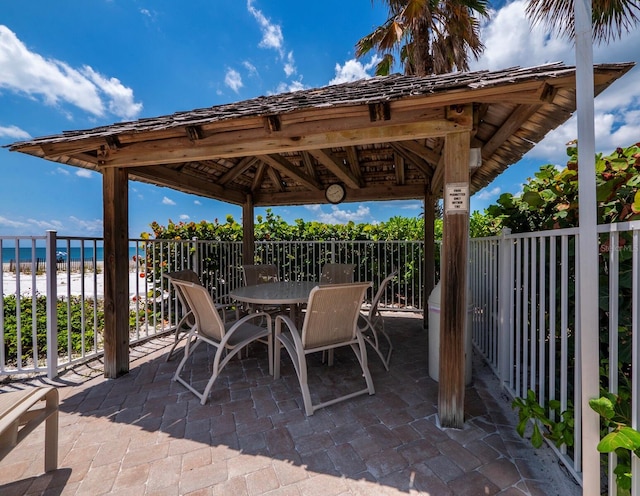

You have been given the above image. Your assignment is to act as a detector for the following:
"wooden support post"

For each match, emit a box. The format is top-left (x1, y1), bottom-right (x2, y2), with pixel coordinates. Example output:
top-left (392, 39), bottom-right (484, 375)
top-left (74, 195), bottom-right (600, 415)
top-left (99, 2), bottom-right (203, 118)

top-left (424, 190), bottom-right (436, 329)
top-left (103, 167), bottom-right (130, 378)
top-left (242, 195), bottom-right (255, 264)
top-left (438, 131), bottom-right (470, 428)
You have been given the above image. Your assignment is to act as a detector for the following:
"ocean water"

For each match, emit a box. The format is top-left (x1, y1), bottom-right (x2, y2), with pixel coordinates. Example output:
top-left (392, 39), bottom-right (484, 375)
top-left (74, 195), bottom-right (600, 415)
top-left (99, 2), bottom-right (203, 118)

top-left (2, 246), bottom-right (142, 264)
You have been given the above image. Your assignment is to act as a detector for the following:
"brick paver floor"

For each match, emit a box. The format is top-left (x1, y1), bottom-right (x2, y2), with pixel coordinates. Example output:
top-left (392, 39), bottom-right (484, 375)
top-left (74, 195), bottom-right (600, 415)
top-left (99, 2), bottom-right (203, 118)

top-left (0, 313), bottom-right (580, 495)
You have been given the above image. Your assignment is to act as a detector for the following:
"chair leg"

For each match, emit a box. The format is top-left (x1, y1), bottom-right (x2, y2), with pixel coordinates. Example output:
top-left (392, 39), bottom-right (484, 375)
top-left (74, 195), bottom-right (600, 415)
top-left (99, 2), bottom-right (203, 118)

top-left (173, 334), bottom-right (201, 382)
top-left (352, 338), bottom-right (375, 395)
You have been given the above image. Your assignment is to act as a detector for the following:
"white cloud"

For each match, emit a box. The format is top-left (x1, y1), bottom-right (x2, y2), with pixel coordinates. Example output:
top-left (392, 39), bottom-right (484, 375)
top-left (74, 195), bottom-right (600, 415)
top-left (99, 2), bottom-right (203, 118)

top-left (247, 0), bottom-right (283, 54)
top-left (329, 56), bottom-right (381, 85)
top-left (246, 2), bottom-right (296, 81)
top-left (81, 66), bottom-right (142, 120)
top-left (0, 215), bottom-right (29, 228)
top-left (76, 169), bottom-right (94, 178)
top-left (224, 68), bottom-right (243, 92)
top-left (55, 167), bottom-right (70, 176)
top-left (316, 205), bottom-right (371, 224)
top-left (26, 218), bottom-right (64, 230)
top-left (0, 124), bottom-right (30, 140)
top-left (194, 200), bottom-right (202, 205)
top-left (471, 1), bottom-right (640, 170)
top-left (284, 51), bottom-right (296, 77)
top-left (67, 216), bottom-right (102, 234)
top-left (179, 214), bottom-right (190, 220)
top-left (275, 79), bottom-right (306, 94)
top-left (472, 1), bottom-right (571, 71)
top-left (476, 186), bottom-right (501, 201)
top-left (162, 196), bottom-right (176, 206)
top-left (243, 61), bottom-right (258, 77)
top-left (0, 25), bottom-right (142, 120)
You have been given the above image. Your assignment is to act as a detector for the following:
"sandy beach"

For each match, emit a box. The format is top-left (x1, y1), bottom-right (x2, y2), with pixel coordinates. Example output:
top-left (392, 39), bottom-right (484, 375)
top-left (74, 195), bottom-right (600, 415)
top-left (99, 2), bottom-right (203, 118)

top-left (1, 269), bottom-right (148, 298)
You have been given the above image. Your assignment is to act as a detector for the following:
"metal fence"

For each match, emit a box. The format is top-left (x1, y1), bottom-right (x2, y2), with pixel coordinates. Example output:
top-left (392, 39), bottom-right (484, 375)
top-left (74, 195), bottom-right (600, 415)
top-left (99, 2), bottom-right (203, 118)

top-left (1, 233), bottom-right (426, 379)
top-left (470, 222), bottom-right (640, 494)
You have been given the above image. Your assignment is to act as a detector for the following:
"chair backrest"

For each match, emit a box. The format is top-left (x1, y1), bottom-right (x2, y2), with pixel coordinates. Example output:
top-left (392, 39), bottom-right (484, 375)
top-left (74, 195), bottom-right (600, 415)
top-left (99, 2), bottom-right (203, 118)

top-left (319, 263), bottom-right (356, 285)
top-left (169, 278), bottom-right (226, 341)
top-left (301, 282), bottom-right (371, 349)
top-left (242, 264), bottom-right (279, 286)
top-left (369, 270), bottom-right (398, 318)
top-left (164, 269), bottom-right (202, 312)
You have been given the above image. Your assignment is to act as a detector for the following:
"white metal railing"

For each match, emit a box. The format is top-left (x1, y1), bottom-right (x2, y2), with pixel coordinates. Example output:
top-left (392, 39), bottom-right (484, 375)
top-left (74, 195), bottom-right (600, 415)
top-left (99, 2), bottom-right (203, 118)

top-left (1, 232), bottom-right (426, 378)
top-left (470, 221), bottom-right (640, 493)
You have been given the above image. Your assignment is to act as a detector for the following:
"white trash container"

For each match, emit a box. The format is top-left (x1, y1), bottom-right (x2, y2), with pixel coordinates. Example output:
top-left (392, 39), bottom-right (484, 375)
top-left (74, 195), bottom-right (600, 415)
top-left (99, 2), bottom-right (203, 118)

top-left (428, 281), bottom-right (473, 385)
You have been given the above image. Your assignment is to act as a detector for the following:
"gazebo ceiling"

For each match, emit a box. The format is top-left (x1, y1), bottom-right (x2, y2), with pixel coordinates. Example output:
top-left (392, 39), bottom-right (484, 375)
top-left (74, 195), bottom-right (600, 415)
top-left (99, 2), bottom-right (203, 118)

top-left (8, 62), bottom-right (633, 207)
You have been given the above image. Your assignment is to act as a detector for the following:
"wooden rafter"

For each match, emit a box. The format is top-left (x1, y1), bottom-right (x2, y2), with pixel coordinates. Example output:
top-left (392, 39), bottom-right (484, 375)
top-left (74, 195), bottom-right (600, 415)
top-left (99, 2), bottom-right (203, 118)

top-left (345, 146), bottom-right (363, 185)
top-left (219, 156), bottom-right (258, 185)
top-left (481, 104), bottom-right (542, 160)
top-left (390, 143), bottom-right (434, 178)
top-left (307, 149), bottom-right (362, 189)
top-left (129, 166), bottom-right (245, 204)
top-left (257, 154), bottom-right (322, 191)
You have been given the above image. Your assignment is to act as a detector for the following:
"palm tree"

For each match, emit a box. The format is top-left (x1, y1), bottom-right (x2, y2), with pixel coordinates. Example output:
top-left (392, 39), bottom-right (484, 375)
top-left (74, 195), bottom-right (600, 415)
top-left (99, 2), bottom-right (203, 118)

top-left (526, 0), bottom-right (640, 44)
top-left (355, 0), bottom-right (489, 76)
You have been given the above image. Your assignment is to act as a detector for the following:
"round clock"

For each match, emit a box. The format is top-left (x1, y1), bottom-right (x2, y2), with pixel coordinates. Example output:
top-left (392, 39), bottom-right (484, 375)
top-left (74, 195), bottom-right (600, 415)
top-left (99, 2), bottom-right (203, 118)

top-left (325, 183), bottom-right (346, 204)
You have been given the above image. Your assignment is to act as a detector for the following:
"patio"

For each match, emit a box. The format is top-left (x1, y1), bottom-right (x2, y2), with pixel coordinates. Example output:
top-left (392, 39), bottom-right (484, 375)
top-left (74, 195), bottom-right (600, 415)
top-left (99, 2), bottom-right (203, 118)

top-left (0, 313), bottom-right (579, 495)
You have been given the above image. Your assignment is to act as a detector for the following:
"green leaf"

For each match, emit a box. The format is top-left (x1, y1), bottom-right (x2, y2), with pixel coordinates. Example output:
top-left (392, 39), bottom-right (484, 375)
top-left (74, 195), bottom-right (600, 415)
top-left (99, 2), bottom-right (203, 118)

top-left (521, 191), bottom-right (544, 208)
top-left (611, 158), bottom-right (630, 171)
top-left (597, 427), bottom-right (640, 453)
top-left (589, 396), bottom-right (615, 419)
top-left (531, 423), bottom-right (544, 448)
top-left (632, 190), bottom-right (640, 214)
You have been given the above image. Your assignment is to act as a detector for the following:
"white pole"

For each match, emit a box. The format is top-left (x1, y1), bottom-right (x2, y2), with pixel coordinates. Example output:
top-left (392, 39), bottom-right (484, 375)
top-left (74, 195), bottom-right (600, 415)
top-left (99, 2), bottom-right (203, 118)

top-left (575, 0), bottom-right (600, 493)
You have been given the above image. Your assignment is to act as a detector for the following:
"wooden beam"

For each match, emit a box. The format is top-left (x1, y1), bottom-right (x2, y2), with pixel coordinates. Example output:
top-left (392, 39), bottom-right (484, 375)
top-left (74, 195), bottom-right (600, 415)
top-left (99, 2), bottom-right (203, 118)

top-left (242, 195), bottom-right (255, 264)
top-left (438, 131), bottom-right (470, 428)
top-left (128, 166), bottom-right (245, 205)
top-left (398, 140), bottom-right (441, 168)
top-left (345, 146), bottom-right (364, 185)
top-left (301, 151), bottom-right (319, 182)
top-left (266, 166), bottom-right (285, 192)
top-left (431, 154), bottom-right (446, 195)
top-left (394, 154), bottom-right (405, 185)
top-left (257, 154), bottom-right (322, 191)
top-left (424, 189), bottom-right (436, 328)
top-left (253, 183), bottom-right (427, 206)
top-left (96, 119), bottom-right (470, 168)
top-left (307, 149), bottom-right (362, 189)
top-left (102, 167), bottom-right (130, 378)
top-left (218, 156), bottom-right (258, 185)
top-left (390, 143), bottom-right (433, 178)
top-left (252, 162), bottom-right (267, 192)
top-left (481, 104), bottom-right (541, 159)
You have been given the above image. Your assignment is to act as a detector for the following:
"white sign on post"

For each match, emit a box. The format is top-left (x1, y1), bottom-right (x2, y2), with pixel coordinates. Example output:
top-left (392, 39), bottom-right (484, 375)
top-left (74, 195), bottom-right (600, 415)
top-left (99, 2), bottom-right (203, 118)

top-left (444, 183), bottom-right (469, 214)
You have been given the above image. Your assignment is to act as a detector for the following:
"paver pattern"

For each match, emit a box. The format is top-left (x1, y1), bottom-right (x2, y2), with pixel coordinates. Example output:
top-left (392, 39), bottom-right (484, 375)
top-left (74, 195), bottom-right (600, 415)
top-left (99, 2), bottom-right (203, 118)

top-left (0, 313), bottom-right (580, 495)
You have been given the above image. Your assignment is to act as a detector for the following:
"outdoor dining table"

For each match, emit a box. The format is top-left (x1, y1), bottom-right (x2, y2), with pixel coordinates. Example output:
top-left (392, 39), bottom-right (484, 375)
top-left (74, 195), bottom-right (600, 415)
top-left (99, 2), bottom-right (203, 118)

top-left (229, 280), bottom-right (318, 325)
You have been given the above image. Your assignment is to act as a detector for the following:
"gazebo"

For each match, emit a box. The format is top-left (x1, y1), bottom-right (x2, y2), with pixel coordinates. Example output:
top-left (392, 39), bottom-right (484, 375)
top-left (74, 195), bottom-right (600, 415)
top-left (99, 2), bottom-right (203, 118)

top-left (7, 61), bottom-right (633, 427)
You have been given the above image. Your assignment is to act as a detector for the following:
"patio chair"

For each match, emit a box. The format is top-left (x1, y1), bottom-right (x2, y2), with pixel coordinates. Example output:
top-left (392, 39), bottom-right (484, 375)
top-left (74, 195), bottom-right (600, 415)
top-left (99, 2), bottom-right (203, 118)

top-left (0, 387), bottom-right (59, 473)
top-left (274, 282), bottom-right (375, 416)
top-left (358, 270), bottom-right (398, 371)
top-left (169, 278), bottom-right (273, 405)
top-left (241, 264), bottom-right (279, 286)
top-left (241, 264), bottom-right (282, 316)
top-left (319, 263), bottom-right (356, 285)
top-left (163, 270), bottom-right (236, 362)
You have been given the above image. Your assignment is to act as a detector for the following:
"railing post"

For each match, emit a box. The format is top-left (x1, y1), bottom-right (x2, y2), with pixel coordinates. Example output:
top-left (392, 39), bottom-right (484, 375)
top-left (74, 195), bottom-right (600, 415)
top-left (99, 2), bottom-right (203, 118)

top-left (45, 230), bottom-right (58, 378)
top-left (498, 228), bottom-right (512, 385)
top-left (191, 237), bottom-right (199, 272)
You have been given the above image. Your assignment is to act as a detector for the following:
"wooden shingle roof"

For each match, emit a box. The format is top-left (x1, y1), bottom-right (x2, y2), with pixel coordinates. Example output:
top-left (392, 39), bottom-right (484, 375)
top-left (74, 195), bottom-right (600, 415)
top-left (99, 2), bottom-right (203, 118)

top-left (8, 62), bottom-right (634, 206)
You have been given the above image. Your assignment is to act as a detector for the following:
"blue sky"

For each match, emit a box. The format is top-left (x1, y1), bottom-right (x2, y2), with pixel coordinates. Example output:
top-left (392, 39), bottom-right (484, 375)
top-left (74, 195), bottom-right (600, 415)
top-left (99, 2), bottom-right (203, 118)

top-left (1, 1), bottom-right (639, 238)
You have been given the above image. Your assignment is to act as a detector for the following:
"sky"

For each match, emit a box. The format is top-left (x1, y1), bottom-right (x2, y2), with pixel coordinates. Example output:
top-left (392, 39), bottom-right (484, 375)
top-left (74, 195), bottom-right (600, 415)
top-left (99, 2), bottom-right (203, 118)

top-left (1, 0), bottom-right (639, 238)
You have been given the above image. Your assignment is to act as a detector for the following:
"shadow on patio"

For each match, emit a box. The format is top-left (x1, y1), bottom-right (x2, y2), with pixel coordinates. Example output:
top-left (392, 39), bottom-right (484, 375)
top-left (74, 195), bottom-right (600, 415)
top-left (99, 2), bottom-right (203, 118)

top-left (0, 313), bottom-right (579, 495)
